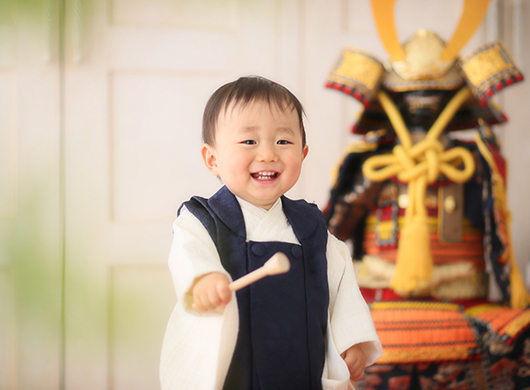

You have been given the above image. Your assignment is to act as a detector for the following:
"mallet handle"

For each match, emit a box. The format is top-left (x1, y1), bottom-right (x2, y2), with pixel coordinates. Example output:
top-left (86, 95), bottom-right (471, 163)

top-left (228, 252), bottom-right (290, 292)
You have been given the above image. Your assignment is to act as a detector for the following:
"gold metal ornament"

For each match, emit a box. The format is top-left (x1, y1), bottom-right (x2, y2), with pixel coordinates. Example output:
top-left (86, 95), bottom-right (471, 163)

top-left (391, 30), bottom-right (453, 81)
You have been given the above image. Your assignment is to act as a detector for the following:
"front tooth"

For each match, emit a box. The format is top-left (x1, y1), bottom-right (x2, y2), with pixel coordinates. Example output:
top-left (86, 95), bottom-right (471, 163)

top-left (255, 171), bottom-right (274, 179)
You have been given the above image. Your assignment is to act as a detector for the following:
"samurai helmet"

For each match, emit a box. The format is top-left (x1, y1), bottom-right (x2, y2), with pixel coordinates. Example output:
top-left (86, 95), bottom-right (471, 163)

top-left (373, 0), bottom-right (491, 89)
top-left (326, 0), bottom-right (523, 134)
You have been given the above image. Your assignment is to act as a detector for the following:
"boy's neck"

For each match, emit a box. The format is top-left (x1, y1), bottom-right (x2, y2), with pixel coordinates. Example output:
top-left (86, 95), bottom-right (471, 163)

top-left (235, 195), bottom-right (282, 213)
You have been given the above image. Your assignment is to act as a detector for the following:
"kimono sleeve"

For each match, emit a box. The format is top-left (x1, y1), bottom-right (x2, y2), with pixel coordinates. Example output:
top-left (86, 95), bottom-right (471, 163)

top-left (326, 232), bottom-right (383, 366)
top-left (168, 205), bottom-right (233, 308)
top-left (160, 206), bottom-right (238, 390)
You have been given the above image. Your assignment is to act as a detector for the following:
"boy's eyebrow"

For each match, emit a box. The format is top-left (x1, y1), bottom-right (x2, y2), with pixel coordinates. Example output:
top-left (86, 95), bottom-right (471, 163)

top-left (237, 126), bottom-right (297, 135)
top-left (276, 127), bottom-right (296, 136)
top-left (239, 126), bottom-right (258, 132)
top-left (234, 126), bottom-right (259, 135)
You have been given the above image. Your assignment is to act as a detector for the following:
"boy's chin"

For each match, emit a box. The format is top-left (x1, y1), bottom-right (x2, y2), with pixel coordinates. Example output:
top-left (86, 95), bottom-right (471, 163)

top-left (239, 194), bottom-right (279, 211)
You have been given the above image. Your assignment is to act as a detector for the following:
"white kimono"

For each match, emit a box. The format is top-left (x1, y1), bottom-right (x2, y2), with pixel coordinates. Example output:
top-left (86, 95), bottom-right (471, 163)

top-left (160, 197), bottom-right (382, 390)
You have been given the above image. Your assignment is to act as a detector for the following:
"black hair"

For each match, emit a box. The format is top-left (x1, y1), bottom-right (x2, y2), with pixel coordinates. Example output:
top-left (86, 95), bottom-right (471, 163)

top-left (202, 76), bottom-right (306, 147)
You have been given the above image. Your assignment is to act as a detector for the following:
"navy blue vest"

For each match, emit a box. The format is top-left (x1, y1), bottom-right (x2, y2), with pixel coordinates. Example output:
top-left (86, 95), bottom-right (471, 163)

top-left (180, 186), bottom-right (329, 390)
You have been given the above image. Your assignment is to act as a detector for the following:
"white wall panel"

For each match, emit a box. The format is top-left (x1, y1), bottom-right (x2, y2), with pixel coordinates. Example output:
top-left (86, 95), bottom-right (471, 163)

top-left (0, 266), bottom-right (15, 390)
top-left (0, 70), bottom-right (16, 219)
top-left (109, 29), bottom-right (238, 72)
top-left (110, 0), bottom-right (237, 29)
top-left (110, 71), bottom-right (227, 222)
top-left (340, 0), bottom-right (374, 34)
top-left (108, 265), bottom-right (175, 390)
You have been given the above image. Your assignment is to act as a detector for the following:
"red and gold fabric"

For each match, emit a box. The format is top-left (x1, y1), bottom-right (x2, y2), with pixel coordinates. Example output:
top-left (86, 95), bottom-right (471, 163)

top-left (370, 301), bottom-right (478, 364)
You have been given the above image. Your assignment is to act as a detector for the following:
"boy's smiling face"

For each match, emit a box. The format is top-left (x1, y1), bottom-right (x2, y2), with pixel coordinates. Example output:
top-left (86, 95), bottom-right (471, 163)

top-left (201, 99), bottom-right (308, 210)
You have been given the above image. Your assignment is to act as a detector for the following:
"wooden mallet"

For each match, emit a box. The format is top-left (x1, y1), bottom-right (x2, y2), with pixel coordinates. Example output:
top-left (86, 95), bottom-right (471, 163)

top-left (229, 252), bottom-right (290, 291)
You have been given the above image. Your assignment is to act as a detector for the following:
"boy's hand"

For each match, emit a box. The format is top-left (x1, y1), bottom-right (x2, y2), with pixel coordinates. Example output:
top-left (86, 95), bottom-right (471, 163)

top-left (192, 272), bottom-right (232, 312)
top-left (341, 344), bottom-right (366, 382)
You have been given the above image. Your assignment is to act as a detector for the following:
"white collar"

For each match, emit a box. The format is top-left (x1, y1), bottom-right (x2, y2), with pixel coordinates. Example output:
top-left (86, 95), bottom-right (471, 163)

top-left (235, 196), bottom-right (299, 244)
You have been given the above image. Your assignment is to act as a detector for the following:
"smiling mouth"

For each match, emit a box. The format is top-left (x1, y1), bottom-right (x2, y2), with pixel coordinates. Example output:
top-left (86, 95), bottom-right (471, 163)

top-left (251, 171), bottom-right (279, 180)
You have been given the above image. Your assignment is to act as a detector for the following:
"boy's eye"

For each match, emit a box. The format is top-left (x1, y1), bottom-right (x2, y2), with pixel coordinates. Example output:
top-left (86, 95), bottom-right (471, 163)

top-left (241, 140), bottom-right (256, 145)
top-left (277, 140), bottom-right (292, 145)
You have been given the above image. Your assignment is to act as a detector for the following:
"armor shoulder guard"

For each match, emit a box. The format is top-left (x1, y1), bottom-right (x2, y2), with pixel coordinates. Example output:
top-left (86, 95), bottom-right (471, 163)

top-left (458, 40), bottom-right (524, 109)
top-left (325, 47), bottom-right (385, 107)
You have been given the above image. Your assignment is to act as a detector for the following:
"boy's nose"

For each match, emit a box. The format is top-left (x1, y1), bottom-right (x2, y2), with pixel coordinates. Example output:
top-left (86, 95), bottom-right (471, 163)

top-left (257, 145), bottom-right (278, 162)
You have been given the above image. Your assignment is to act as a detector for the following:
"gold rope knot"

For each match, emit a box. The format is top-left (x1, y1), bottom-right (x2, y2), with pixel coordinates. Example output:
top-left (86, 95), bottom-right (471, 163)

top-left (364, 138), bottom-right (475, 186)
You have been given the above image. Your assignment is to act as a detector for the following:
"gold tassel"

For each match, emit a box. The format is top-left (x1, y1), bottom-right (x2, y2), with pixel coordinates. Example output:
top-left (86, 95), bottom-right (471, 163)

top-left (390, 215), bottom-right (433, 294)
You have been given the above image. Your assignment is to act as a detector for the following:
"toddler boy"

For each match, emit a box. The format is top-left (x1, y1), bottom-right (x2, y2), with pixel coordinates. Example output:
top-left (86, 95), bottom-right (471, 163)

top-left (160, 76), bottom-right (382, 390)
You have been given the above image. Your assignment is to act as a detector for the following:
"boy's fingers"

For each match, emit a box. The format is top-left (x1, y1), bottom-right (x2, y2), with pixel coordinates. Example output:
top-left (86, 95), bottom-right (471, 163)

top-left (351, 373), bottom-right (365, 382)
top-left (195, 290), bottom-right (213, 312)
top-left (348, 358), bottom-right (365, 381)
top-left (341, 346), bottom-right (366, 382)
top-left (217, 282), bottom-right (232, 304)
top-left (207, 288), bottom-right (222, 308)
top-left (341, 352), bottom-right (354, 368)
top-left (191, 273), bottom-right (231, 312)
top-left (192, 295), bottom-right (205, 311)
top-left (350, 366), bottom-right (365, 381)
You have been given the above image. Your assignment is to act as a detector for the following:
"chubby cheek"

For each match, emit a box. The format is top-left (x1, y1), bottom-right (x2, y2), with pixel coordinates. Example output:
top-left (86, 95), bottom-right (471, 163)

top-left (220, 156), bottom-right (251, 180)
top-left (287, 156), bottom-right (304, 173)
top-left (231, 151), bottom-right (254, 169)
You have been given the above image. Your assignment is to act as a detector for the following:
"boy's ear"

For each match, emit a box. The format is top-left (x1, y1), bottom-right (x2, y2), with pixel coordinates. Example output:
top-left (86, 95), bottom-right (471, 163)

top-left (303, 145), bottom-right (309, 160)
top-left (201, 143), bottom-right (220, 176)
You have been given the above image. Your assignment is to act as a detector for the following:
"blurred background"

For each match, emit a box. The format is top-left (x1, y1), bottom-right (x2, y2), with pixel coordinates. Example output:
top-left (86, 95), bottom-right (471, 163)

top-left (0, 0), bottom-right (528, 389)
